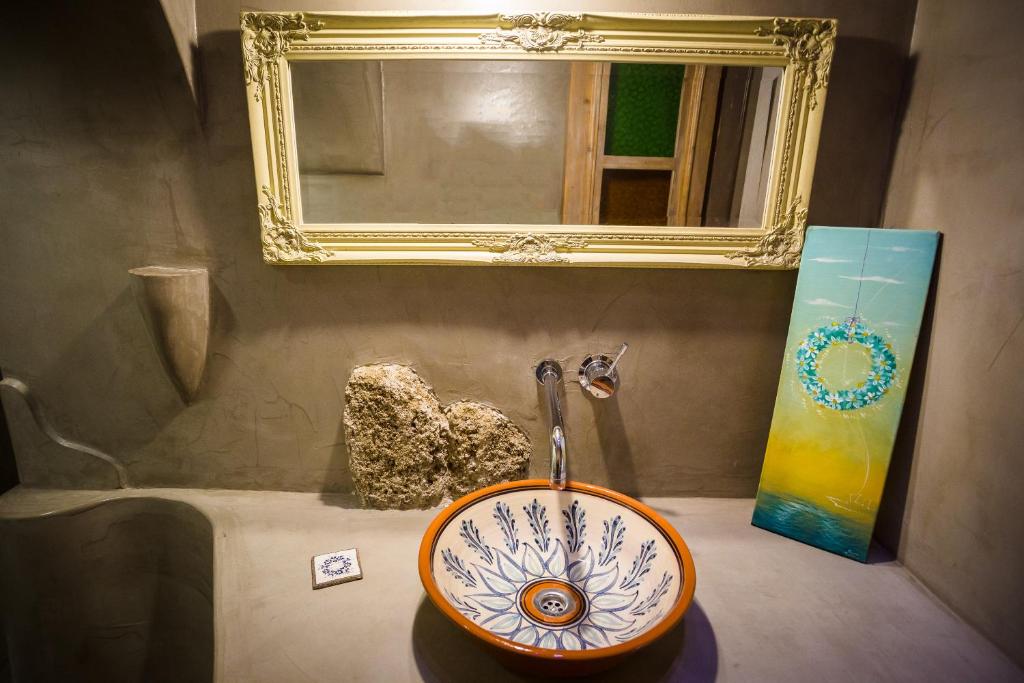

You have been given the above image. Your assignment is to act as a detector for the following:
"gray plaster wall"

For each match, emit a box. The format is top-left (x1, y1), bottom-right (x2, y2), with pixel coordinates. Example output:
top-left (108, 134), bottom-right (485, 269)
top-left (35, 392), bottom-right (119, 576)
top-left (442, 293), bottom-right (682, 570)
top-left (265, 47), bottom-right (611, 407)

top-left (298, 60), bottom-right (571, 225)
top-left (876, 0), bottom-right (1024, 667)
top-left (0, 0), bottom-right (914, 496)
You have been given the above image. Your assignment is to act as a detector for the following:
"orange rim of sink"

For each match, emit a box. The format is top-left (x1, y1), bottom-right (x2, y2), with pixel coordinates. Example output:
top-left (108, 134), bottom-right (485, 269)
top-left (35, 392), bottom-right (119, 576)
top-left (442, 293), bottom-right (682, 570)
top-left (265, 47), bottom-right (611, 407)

top-left (418, 479), bottom-right (697, 663)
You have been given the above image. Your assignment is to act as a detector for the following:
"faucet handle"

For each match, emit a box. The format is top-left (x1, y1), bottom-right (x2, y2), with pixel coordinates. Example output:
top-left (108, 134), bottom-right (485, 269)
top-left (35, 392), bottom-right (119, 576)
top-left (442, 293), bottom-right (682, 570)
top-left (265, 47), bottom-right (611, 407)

top-left (607, 343), bottom-right (628, 373)
top-left (579, 343), bottom-right (628, 399)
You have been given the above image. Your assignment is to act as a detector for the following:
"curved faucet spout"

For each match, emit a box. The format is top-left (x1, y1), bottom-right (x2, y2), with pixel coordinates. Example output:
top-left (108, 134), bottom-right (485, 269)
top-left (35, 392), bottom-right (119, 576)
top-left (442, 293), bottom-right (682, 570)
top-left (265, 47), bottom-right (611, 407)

top-left (549, 424), bottom-right (566, 490)
top-left (536, 360), bottom-right (566, 491)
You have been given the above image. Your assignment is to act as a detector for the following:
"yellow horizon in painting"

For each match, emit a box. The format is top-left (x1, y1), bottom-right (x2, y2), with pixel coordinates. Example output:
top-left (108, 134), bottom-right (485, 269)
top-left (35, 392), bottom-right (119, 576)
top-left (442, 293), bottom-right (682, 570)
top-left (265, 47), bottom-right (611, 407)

top-left (758, 355), bottom-right (903, 522)
top-left (758, 429), bottom-right (888, 526)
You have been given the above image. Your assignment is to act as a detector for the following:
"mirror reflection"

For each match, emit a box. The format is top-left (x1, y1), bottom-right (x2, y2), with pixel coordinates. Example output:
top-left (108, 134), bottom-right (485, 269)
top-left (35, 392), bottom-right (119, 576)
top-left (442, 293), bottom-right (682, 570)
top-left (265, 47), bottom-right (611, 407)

top-left (292, 60), bottom-right (783, 228)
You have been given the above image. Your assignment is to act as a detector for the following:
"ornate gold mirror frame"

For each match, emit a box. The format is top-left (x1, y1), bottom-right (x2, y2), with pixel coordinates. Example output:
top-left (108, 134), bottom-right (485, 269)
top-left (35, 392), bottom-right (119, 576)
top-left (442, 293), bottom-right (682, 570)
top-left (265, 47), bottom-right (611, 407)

top-left (242, 12), bottom-right (836, 268)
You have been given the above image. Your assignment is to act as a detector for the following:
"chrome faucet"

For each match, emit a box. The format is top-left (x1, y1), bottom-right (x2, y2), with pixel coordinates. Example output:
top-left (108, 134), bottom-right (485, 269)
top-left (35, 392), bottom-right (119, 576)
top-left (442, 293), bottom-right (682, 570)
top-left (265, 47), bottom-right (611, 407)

top-left (535, 360), bottom-right (567, 490)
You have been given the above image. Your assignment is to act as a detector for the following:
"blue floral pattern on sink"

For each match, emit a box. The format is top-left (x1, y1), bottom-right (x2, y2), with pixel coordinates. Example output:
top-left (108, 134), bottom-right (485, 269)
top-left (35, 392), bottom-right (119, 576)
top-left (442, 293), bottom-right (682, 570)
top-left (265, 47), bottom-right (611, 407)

top-left (438, 496), bottom-right (679, 650)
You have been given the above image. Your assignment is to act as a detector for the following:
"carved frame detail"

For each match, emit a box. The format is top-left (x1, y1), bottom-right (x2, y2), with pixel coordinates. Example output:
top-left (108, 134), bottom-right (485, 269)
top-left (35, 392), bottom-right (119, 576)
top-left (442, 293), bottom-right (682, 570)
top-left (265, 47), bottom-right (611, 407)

top-left (478, 13), bottom-right (605, 51)
top-left (755, 17), bottom-right (836, 111)
top-left (727, 197), bottom-right (808, 268)
top-left (473, 233), bottom-right (590, 264)
top-left (259, 187), bottom-right (330, 263)
top-left (241, 11), bottom-right (837, 269)
top-left (241, 12), bottom-right (324, 102)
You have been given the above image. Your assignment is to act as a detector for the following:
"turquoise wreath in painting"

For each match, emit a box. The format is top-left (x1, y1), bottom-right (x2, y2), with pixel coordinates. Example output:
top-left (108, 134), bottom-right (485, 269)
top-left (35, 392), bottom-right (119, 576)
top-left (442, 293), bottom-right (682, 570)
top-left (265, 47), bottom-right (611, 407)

top-left (795, 318), bottom-right (897, 411)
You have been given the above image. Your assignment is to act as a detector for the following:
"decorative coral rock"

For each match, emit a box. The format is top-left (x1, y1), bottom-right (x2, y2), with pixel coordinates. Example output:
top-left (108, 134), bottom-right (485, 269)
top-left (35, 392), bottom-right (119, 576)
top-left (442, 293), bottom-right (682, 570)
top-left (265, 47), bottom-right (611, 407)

top-left (344, 364), bottom-right (451, 509)
top-left (444, 401), bottom-right (531, 499)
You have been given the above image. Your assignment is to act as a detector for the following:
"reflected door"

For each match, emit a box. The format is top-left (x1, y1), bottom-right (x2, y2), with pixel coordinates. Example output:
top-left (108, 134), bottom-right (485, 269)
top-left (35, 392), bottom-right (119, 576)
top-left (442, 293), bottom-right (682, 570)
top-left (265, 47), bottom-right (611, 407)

top-left (561, 63), bottom-right (781, 228)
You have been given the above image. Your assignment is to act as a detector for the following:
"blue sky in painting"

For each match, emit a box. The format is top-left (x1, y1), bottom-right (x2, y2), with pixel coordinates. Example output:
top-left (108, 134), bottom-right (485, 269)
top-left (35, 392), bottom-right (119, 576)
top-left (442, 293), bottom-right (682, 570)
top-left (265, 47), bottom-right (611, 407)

top-left (793, 227), bottom-right (938, 360)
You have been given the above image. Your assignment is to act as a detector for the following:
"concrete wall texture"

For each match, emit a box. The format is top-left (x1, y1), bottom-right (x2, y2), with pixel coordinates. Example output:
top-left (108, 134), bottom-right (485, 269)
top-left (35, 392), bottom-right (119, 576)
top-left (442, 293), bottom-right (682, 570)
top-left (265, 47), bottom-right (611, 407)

top-left (877, 0), bottom-right (1024, 667)
top-left (0, 0), bottom-right (916, 496)
top-left (2, 0), bottom-right (1023, 670)
top-left (298, 60), bottom-right (571, 225)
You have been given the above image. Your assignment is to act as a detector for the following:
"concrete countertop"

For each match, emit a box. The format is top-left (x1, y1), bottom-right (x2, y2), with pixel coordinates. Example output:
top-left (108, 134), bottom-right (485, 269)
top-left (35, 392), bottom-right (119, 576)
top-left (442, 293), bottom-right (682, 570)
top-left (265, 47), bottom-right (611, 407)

top-left (0, 487), bottom-right (1019, 682)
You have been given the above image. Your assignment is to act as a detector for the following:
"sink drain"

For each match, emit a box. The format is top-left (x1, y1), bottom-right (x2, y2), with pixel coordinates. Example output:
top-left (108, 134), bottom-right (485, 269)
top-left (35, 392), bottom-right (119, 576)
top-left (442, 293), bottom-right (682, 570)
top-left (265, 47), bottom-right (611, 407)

top-left (534, 587), bottom-right (576, 616)
top-left (519, 579), bottom-right (586, 627)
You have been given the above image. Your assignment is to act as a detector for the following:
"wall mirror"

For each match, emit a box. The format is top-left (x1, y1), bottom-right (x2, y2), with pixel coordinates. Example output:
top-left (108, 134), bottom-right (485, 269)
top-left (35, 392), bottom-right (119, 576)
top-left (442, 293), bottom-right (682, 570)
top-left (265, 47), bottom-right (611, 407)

top-left (242, 12), bottom-right (837, 267)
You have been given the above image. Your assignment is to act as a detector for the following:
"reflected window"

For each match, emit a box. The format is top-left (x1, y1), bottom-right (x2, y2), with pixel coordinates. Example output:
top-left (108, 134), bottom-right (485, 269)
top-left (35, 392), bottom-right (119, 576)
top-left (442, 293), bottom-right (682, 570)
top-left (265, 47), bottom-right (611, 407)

top-left (562, 63), bottom-right (781, 227)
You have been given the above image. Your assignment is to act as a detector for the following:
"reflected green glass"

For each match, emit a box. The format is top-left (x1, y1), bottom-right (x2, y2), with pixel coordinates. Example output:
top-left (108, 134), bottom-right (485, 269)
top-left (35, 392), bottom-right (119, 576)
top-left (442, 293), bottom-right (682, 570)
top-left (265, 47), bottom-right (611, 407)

top-left (604, 63), bottom-right (685, 158)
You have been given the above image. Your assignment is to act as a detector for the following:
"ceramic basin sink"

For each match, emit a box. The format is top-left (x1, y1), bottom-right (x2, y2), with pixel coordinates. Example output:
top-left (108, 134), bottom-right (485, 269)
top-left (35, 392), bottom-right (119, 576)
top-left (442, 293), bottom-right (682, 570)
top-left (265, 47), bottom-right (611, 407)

top-left (419, 479), bottom-right (696, 676)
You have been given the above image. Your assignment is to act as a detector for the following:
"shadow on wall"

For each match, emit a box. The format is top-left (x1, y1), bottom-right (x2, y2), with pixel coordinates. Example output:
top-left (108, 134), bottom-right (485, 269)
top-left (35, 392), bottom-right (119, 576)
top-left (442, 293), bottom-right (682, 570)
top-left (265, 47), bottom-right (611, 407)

top-left (810, 35), bottom-right (917, 227)
top-left (875, 239), bottom-right (943, 554)
top-left (318, 419), bottom-right (357, 507)
top-left (877, 53), bottom-right (919, 223)
top-left (0, 371), bottom-right (17, 495)
top-left (17, 289), bottom-right (182, 487)
top-left (588, 395), bottom-right (639, 497)
top-left (411, 596), bottom-right (718, 682)
top-left (0, 0), bottom-right (207, 486)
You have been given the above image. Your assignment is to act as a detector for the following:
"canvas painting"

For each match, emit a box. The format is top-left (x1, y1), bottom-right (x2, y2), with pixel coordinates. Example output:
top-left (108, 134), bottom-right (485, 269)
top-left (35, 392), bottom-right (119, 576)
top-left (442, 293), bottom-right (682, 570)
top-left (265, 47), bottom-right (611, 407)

top-left (752, 226), bottom-right (939, 561)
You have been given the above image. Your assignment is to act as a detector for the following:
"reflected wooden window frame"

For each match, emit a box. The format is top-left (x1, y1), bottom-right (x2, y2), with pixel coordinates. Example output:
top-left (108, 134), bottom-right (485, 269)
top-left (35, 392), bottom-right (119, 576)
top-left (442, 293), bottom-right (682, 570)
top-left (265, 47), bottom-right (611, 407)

top-left (564, 63), bottom-right (782, 228)
top-left (242, 12), bottom-right (837, 268)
